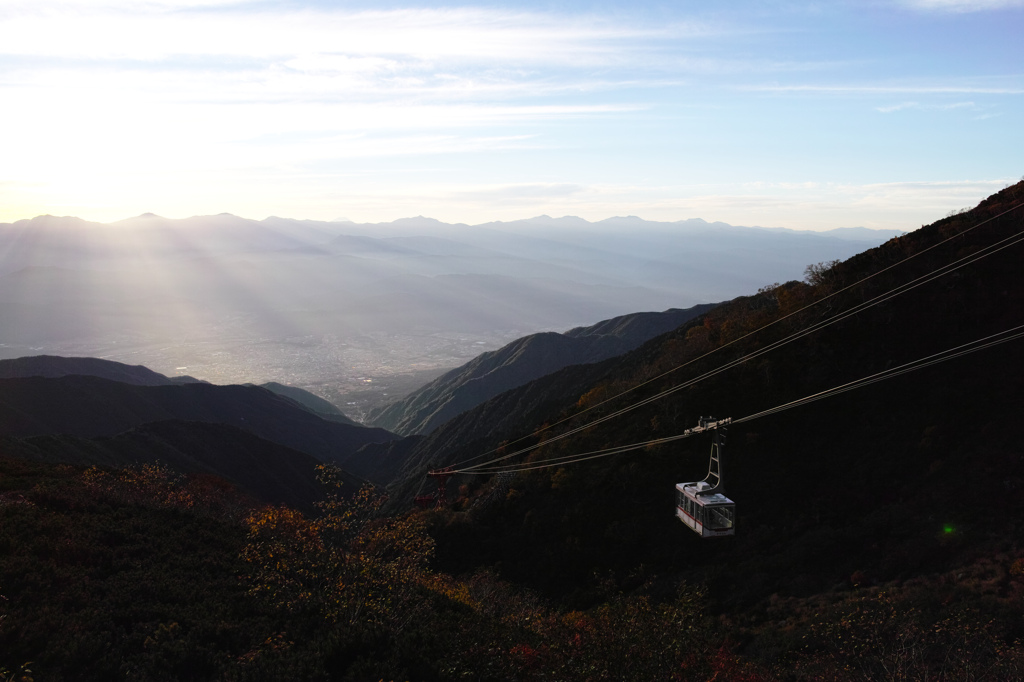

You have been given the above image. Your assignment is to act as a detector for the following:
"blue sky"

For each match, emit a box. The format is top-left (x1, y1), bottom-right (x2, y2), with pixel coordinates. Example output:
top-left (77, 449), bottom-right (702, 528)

top-left (0, 0), bottom-right (1020, 229)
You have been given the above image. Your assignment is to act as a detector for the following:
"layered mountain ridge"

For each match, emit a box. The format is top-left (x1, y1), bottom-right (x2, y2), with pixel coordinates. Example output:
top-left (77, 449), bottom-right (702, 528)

top-left (0, 375), bottom-right (395, 459)
top-left (367, 303), bottom-right (719, 435)
top-left (0, 354), bottom-right (357, 424)
top-left (0, 367), bottom-right (396, 508)
top-left (0, 212), bottom-right (899, 407)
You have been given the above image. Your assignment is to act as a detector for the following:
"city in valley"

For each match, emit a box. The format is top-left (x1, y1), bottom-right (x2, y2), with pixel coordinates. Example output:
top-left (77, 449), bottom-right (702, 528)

top-left (0, 328), bottom-right (533, 421)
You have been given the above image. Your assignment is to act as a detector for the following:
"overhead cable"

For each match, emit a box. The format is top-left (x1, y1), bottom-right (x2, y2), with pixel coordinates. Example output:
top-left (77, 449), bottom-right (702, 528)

top-left (459, 322), bottom-right (1024, 474)
top-left (456, 212), bottom-right (1024, 472)
top-left (447, 200), bottom-right (1024, 471)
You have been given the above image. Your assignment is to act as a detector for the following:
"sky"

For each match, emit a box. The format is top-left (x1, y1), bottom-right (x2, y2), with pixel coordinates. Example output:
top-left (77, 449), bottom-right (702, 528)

top-left (0, 0), bottom-right (1021, 230)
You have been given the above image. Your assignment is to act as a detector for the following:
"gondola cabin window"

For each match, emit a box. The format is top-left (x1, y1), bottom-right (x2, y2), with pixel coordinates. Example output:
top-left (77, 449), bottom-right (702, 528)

top-left (676, 481), bottom-right (735, 537)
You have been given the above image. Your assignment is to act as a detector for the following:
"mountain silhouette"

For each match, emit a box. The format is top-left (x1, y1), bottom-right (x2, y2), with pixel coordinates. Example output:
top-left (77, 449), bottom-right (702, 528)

top-left (0, 375), bottom-right (396, 468)
top-left (0, 420), bottom-right (345, 511)
top-left (0, 354), bottom-right (200, 386)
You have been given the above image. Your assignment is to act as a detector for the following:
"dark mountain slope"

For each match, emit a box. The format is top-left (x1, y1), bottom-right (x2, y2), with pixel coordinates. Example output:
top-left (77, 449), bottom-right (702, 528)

top-left (368, 304), bottom-right (718, 435)
top-left (0, 376), bottom-right (396, 467)
top-left (0, 355), bottom-right (357, 423)
top-left (348, 182), bottom-right (1024, 606)
top-left (0, 355), bottom-right (181, 386)
top-left (257, 381), bottom-right (358, 425)
top-left (0, 420), bottom-right (341, 511)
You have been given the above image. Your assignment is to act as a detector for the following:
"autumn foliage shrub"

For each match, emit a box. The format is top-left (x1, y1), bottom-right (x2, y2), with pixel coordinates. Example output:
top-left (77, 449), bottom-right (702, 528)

top-left (241, 464), bottom-right (435, 628)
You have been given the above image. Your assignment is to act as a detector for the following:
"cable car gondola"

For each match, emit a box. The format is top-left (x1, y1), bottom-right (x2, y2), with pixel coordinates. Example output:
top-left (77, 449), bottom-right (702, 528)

top-left (676, 417), bottom-right (735, 538)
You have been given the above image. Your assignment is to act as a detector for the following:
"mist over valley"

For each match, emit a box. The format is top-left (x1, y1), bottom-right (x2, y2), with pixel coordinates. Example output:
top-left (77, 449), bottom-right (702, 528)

top-left (0, 212), bottom-right (898, 417)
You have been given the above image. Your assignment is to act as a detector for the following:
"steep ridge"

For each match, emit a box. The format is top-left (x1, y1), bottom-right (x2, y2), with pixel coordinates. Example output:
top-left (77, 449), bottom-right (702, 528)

top-left (345, 182), bottom-right (1024, 603)
top-left (367, 304), bottom-right (718, 435)
top-left (0, 421), bottom-right (343, 512)
top-left (0, 376), bottom-right (397, 467)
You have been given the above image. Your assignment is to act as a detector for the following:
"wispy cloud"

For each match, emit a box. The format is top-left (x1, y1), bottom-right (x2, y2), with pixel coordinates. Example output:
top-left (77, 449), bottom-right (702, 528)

top-left (0, 5), bottom-right (680, 64)
top-left (902, 0), bottom-right (1024, 13)
top-left (746, 84), bottom-right (1024, 94)
top-left (0, 1), bottom-right (1019, 227)
top-left (0, 5), bottom-right (711, 114)
top-left (449, 183), bottom-right (586, 205)
top-left (875, 100), bottom-right (980, 112)
top-left (876, 101), bottom-right (920, 112)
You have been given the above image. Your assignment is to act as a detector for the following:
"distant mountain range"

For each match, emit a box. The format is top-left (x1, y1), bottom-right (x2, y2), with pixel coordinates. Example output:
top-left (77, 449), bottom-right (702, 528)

top-left (367, 303), bottom-right (718, 435)
top-left (0, 212), bottom-right (902, 403)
